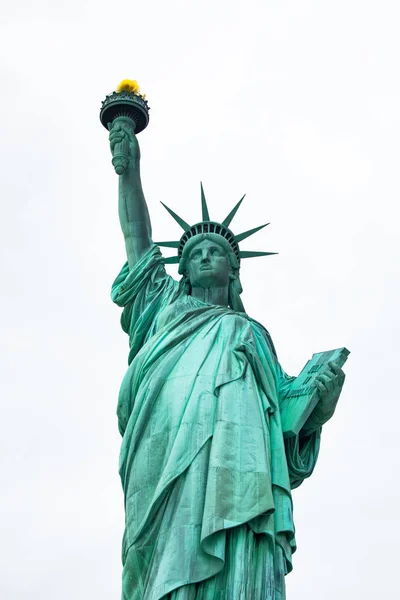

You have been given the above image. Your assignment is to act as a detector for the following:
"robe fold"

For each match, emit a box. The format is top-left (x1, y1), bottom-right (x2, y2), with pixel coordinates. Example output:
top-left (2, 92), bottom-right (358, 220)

top-left (111, 245), bottom-right (321, 600)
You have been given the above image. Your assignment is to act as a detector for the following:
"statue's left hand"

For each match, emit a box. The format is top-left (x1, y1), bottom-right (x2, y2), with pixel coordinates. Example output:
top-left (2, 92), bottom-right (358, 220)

top-left (304, 361), bottom-right (346, 430)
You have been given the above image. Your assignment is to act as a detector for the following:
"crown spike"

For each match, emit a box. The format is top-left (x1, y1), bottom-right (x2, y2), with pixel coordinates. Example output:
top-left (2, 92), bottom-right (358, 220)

top-left (239, 251), bottom-right (278, 259)
top-left (200, 182), bottom-right (210, 221)
top-left (222, 195), bottom-right (246, 227)
top-left (235, 223), bottom-right (270, 243)
top-left (163, 255), bottom-right (180, 264)
top-left (160, 202), bottom-right (190, 231)
top-left (155, 241), bottom-right (180, 248)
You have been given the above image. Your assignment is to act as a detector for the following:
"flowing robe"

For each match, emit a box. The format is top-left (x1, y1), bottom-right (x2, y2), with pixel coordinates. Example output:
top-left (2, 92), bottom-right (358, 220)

top-left (111, 245), bottom-right (321, 600)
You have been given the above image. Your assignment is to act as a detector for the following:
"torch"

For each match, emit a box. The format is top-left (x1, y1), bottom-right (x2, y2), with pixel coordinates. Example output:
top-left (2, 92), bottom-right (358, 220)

top-left (100, 79), bottom-right (150, 174)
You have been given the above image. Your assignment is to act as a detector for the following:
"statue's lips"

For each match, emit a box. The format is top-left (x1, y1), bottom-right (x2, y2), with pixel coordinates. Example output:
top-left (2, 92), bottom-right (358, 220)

top-left (200, 265), bottom-right (213, 271)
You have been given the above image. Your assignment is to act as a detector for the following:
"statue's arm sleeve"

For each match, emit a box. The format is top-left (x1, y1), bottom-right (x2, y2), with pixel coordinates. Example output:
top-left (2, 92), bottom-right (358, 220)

top-left (111, 244), bottom-right (178, 359)
top-left (276, 361), bottom-right (322, 489)
top-left (284, 428), bottom-right (321, 489)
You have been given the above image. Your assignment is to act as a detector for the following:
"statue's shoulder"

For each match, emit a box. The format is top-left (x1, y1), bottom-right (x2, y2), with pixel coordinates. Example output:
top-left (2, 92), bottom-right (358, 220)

top-left (248, 317), bottom-right (278, 359)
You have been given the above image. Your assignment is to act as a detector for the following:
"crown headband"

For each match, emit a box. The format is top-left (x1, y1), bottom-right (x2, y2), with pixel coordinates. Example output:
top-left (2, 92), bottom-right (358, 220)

top-left (156, 184), bottom-right (277, 264)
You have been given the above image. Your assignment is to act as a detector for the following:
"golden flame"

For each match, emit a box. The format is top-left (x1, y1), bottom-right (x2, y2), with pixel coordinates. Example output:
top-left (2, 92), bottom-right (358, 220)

top-left (116, 79), bottom-right (141, 95)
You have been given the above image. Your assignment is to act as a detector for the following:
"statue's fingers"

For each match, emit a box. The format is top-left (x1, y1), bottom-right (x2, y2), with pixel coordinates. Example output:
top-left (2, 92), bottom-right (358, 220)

top-left (328, 361), bottom-right (344, 378)
top-left (328, 362), bottom-right (345, 386)
top-left (318, 373), bottom-right (334, 393)
top-left (327, 361), bottom-right (338, 375)
top-left (109, 135), bottom-right (123, 150)
top-left (315, 379), bottom-right (327, 395)
top-left (319, 373), bottom-right (332, 384)
top-left (109, 132), bottom-right (123, 143)
top-left (110, 138), bottom-right (123, 149)
top-left (320, 373), bottom-right (336, 391)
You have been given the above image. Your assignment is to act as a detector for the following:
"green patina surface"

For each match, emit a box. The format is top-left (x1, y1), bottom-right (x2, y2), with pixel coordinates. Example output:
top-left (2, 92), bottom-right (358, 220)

top-left (104, 112), bottom-right (347, 600)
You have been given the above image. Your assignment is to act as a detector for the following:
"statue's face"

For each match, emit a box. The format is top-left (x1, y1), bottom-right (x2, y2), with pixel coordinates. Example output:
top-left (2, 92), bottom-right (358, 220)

top-left (186, 239), bottom-right (231, 288)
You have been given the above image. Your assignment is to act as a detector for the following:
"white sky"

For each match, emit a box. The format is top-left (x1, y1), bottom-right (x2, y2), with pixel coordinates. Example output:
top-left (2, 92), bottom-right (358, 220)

top-left (1, 1), bottom-right (399, 598)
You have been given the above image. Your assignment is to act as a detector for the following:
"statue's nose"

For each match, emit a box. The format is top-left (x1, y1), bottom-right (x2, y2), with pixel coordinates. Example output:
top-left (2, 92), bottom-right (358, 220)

top-left (201, 251), bottom-right (210, 263)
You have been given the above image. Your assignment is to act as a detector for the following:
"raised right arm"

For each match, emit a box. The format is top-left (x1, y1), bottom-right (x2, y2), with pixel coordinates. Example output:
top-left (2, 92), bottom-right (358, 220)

top-left (109, 119), bottom-right (152, 268)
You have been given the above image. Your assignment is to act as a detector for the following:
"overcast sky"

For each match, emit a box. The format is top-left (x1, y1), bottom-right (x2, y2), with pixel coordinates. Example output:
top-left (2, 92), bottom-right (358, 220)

top-left (1, 1), bottom-right (399, 598)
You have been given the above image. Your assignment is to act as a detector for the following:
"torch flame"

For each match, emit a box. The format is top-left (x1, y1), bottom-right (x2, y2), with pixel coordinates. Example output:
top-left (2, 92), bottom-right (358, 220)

top-left (116, 79), bottom-right (141, 95)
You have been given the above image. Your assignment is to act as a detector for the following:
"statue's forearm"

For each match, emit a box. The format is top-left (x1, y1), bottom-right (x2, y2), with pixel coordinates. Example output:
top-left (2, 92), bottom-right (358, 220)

top-left (118, 163), bottom-right (152, 268)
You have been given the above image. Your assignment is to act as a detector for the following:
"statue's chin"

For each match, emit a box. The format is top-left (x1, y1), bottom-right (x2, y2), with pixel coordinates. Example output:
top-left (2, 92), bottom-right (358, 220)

top-left (191, 275), bottom-right (228, 289)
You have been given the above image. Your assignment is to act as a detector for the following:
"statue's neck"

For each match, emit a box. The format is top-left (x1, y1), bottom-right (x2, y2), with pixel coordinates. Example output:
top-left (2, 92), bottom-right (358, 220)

top-left (190, 285), bottom-right (229, 307)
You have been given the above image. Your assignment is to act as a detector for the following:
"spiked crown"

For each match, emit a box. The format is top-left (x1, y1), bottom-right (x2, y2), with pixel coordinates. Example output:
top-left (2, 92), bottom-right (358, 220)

top-left (157, 184), bottom-right (277, 264)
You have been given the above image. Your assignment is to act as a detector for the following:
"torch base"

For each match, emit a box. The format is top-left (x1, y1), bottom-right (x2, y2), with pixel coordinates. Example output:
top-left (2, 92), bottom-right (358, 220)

top-left (100, 91), bottom-right (150, 134)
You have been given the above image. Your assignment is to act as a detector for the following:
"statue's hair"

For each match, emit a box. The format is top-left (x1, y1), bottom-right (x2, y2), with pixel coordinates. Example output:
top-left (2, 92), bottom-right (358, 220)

top-left (177, 233), bottom-right (245, 312)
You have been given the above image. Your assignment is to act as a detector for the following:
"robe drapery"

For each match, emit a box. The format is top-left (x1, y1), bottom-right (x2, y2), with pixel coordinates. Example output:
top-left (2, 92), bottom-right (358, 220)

top-left (112, 245), bottom-right (321, 600)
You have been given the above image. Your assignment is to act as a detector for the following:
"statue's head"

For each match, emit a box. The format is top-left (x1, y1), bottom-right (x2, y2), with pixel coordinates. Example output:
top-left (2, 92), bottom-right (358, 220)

top-left (157, 184), bottom-right (276, 311)
top-left (178, 233), bottom-right (243, 310)
top-left (178, 233), bottom-right (239, 287)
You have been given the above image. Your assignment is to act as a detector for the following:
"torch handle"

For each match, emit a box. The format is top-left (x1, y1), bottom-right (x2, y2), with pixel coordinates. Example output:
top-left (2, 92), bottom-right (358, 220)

top-left (108, 116), bottom-right (136, 175)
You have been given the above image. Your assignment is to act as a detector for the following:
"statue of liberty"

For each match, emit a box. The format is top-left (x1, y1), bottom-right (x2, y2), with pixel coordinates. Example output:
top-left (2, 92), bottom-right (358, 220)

top-left (102, 81), bottom-right (347, 600)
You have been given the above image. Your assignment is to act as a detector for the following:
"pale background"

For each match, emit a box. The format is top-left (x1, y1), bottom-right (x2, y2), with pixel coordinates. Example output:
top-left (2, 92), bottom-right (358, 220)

top-left (1, 1), bottom-right (399, 598)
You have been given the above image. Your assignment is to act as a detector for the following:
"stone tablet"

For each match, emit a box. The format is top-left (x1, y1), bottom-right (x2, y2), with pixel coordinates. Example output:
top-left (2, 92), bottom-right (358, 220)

top-left (280, 347), bottom-right (350, 438)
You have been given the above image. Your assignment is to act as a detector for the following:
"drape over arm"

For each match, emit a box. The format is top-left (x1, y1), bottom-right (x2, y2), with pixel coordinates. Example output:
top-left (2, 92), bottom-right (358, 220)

top-left (275, 360), bottom-right (322, 489)
top-left (111, 244), bottom-right (179, 363)
top-left (284, 430), bottom-right (321, 489)
top-left (111, 245), bottom-right (180, 436)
